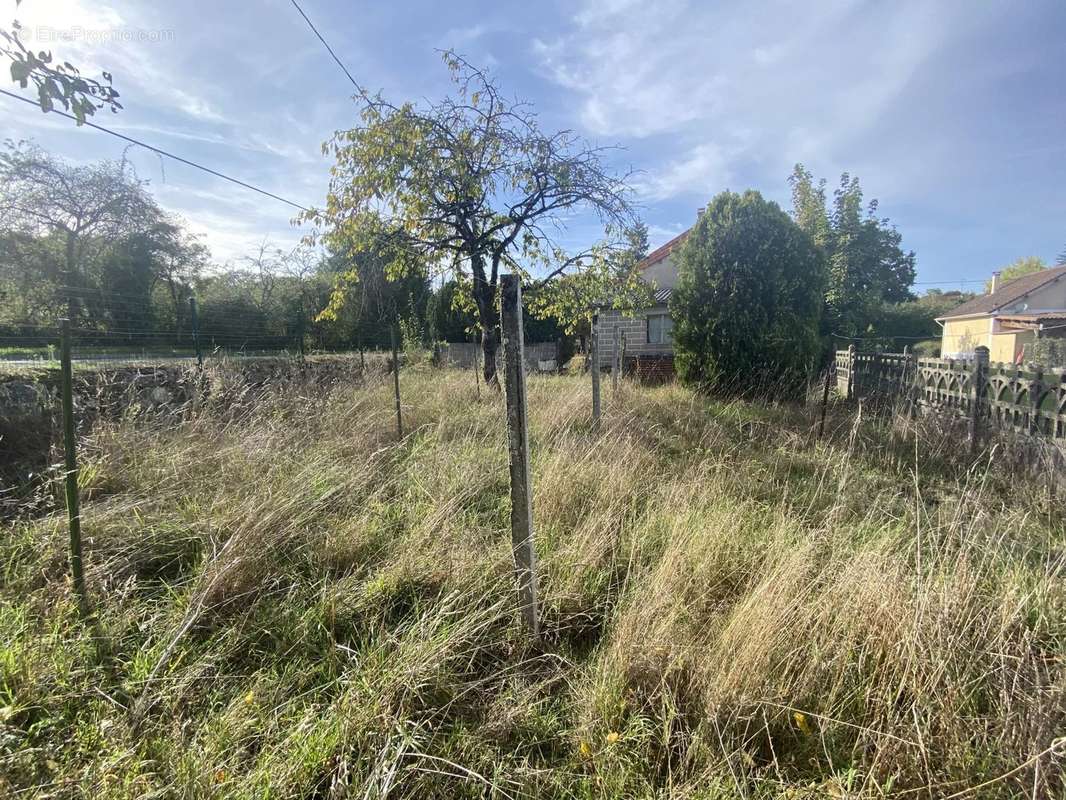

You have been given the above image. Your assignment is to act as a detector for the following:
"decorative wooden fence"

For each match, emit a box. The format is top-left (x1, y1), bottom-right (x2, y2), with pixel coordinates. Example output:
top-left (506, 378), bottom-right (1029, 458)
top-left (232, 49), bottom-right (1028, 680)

top-left (835, 345), bottom-right (1066, 443)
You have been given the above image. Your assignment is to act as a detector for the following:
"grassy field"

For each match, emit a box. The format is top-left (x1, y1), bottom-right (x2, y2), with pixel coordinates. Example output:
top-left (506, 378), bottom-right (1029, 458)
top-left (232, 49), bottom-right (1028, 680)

top-left (1, 368), bottom-right (1063, 798)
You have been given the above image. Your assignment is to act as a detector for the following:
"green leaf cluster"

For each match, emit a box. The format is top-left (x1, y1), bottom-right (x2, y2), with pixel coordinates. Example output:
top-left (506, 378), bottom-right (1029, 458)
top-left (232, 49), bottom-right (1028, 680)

top-left (671, 191), bottom-right (825, 396)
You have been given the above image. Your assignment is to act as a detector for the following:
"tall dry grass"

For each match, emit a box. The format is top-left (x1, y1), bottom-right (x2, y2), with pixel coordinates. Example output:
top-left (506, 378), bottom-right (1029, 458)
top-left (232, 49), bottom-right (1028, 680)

top-left (0, 365), bottom-right (1063, 798)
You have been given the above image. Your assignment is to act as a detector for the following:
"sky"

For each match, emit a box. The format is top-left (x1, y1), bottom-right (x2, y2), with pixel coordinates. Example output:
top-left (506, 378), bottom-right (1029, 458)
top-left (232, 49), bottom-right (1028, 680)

top-left (2, 0), bottom-right (1064, 290)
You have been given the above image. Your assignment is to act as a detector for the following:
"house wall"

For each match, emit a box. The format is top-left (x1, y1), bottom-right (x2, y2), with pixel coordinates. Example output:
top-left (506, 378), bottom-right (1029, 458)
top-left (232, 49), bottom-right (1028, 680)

top-left (998, 275), bottom-right (1066, 313)
top-left (942, 276), bottom-right (1066, 359)
top-left (596, 306), bottom-right (673, 368)
top-left (989, 332), bottom-right (1020, 364)
top-left (642, 252), bottom-right (680, 290)
top-left (941, 317), bottom-right (992, 359)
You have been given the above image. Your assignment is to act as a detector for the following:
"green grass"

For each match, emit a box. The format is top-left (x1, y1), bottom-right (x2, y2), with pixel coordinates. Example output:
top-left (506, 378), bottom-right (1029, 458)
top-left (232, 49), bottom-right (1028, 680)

top-left (0, 368), bottom-right (1063, 798)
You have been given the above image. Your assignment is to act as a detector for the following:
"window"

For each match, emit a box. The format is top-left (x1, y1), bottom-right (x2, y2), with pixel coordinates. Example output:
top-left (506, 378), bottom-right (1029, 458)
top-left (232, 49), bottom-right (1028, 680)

top-left (647, 313), bottom-right (674, 344)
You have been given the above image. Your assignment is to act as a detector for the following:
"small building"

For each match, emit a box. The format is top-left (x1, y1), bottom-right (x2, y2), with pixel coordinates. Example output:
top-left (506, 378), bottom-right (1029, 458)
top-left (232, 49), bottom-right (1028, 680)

top-left (595, 227), bottom-right (689, 379)
top-left (937, 265), bottom-right (1066, 363)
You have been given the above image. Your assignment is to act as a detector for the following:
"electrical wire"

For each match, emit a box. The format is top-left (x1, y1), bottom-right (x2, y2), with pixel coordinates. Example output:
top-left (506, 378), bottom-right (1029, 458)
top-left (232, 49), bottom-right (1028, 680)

top-left (288, 0), bottom-right (360, 90)
top-left (0, 88), bottom-right (311, 212)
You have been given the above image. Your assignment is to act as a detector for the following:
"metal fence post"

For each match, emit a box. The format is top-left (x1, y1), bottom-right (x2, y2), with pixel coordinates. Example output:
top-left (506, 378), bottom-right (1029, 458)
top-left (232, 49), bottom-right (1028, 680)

top-left (969, 345), bottom-right (989, 453)
top-left (500, 275), bottom-right (539, 637)
top-left (188, 296), bottom-right (203, 370)
top-left (60, 320), bottom-right (91, 620)
top-left (591, 312), bottom-right (601, 429)
top-left (390, 323), bottom-right (403, 438)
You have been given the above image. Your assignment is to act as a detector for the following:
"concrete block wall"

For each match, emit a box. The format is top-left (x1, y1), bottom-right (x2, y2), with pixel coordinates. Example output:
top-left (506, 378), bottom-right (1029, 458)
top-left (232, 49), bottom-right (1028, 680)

top-left (437, 341), bottom-right (561, 371)
top-left (596, 307), bottom-right (674, 370)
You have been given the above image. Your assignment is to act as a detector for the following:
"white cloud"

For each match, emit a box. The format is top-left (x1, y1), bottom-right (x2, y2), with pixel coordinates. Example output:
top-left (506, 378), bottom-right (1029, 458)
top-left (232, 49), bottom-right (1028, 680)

top-left (533, 0), bottom-right (1003, 201)
top-left (634, 142), bottom-right (732, 202)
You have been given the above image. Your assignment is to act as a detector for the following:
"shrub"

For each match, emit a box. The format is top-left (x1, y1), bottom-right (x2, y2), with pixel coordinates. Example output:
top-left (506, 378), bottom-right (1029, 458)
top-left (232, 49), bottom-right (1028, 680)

top-left (671, 190), bottom-right (825, 396)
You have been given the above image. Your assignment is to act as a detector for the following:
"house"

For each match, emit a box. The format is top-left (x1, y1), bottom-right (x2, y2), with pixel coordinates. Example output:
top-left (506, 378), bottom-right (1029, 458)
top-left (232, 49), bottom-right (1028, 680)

top-left (937, 264), bottom-right (1066, 363)
top-left (595, 226), bottom-right (690, 379)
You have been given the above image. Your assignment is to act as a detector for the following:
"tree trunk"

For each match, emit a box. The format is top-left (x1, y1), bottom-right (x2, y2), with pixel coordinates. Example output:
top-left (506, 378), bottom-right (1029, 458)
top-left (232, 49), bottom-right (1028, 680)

top-left (481, 326), bottom-right (499, 387)
top-left (472, 254), bottom-right (500, 388)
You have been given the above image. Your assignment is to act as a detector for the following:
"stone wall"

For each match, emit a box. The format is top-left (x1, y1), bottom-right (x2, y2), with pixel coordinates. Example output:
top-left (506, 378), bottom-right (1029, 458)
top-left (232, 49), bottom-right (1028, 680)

top-left (0, 355), bottom-right (387, 506)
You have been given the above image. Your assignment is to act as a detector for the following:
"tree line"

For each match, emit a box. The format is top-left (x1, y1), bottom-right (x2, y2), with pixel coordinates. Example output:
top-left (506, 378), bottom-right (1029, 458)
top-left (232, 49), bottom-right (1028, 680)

top-left (0, 140), bottom-right (570, 354)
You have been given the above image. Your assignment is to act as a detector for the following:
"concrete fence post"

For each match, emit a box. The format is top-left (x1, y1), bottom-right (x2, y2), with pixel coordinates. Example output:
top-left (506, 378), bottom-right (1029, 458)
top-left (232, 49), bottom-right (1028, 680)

top-left (817, 356), bottom-right (832, 441)
top-left (846, 344), bottom-right (857, 401)
top-left (591, 312), bottom-right (601, 430)
top-left (969, 345), bottom-right (989, 453)
top-left (1030, 366), bottom-right (1043, 436)
top-left (390, 323), bottom-right (403, 439)
top-left (188, 297), bottom-right (203, 370)
top-left (612, 324), bottom-right (620, 394)
top-left (472, 328), bottom-right (481, 401)
top-left (500, 275), bottom-right (540, 637)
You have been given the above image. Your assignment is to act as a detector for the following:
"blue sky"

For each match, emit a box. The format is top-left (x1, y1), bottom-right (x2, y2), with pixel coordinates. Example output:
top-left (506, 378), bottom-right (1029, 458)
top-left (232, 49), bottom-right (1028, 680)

top-left (3, 0), bottom-right (1064, 290)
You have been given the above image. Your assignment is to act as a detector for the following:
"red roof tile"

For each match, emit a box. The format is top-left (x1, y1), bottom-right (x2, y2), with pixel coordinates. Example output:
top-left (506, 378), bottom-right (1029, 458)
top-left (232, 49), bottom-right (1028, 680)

top-left (938, 264), bottom-right (1066, 319)
top-left (638, 228), bottom-right (690, 271)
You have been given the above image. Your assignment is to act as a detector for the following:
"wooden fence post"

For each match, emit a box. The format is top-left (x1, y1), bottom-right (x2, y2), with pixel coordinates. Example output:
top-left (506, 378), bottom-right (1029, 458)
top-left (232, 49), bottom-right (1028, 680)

top-left (969, 345), bottom-right (989, 453)
top-left (60, 320), bottom-right (91, 620)
top-left (846, 344), bottom-right (857, 401)
top-left (620, 330), bottom-right (627, 382)
top-left (390, 323), bottom-right (403, 439)
top-left (500, 275), bottom-right (539, 637)
top-left (591, 312), bottom-right (601, 429)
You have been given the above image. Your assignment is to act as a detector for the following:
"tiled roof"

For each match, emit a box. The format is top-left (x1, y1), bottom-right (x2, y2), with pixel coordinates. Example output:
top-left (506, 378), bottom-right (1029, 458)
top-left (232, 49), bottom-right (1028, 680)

top-left (638, 229), bottom-right (690, 271)
top-left (938, 265), bottom-right (1066, 319)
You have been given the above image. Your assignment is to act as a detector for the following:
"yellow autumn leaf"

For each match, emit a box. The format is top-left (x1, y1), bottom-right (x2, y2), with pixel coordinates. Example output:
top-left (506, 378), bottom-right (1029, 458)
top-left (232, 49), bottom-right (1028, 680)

top-left (605, 731), bottom-right (621, 745)
top-left (578, 740), bottom-right (592, 758)
top-left (244, 691), bottom-right (255, 705)
top-left (793, 711), bottom-right (813, 736)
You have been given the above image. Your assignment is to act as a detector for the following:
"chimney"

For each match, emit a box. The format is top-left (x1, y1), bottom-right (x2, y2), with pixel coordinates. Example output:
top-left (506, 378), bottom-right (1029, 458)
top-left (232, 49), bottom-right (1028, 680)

top-left (990, 271), bottom-right (1001, 294)
top-left (696, 206), bottom-right (706, 219)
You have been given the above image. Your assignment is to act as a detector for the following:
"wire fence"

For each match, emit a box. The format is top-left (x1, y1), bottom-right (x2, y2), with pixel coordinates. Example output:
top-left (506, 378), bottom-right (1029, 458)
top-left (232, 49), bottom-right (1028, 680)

top-left (1, 289), bottom-right (344, 373)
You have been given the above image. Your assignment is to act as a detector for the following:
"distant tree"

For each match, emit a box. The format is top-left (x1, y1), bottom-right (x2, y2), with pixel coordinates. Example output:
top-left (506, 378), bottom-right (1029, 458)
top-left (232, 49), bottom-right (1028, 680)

top-left (100, 219), bottom-right (208, 337)
top-left (0, 141), bottom-right (154, 320)
top-left (319, 243), bottom-right (431, 351)
top-left (671, 190), bottom-right (825, 395)
top-left (2, 1), bottom-right (122, 123)
top-left (789, 165), bottom-right (917, 342)
top-left (985, 256), bottom-right (1046, 293)
top-left (302, 51), bottom-right (637, 386)
top-left (427, 279), bottom-right (476, 343)
top-left (1058, 245), bottom-right (1065, 266)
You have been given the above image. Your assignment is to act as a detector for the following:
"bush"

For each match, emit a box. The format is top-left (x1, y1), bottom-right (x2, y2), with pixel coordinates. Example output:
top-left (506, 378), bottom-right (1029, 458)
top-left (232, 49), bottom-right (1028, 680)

top-left (671, 190), bottom-right (825, 396)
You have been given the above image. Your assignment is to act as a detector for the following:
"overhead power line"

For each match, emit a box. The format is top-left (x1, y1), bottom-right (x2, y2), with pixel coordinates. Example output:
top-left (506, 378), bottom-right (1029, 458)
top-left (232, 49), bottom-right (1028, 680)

top-left (0, 88), bottom-right (311, 212)
top-left (289, 0), bottom-right (360, 90)
top-left (912, 279), bottom-right (986, 286)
